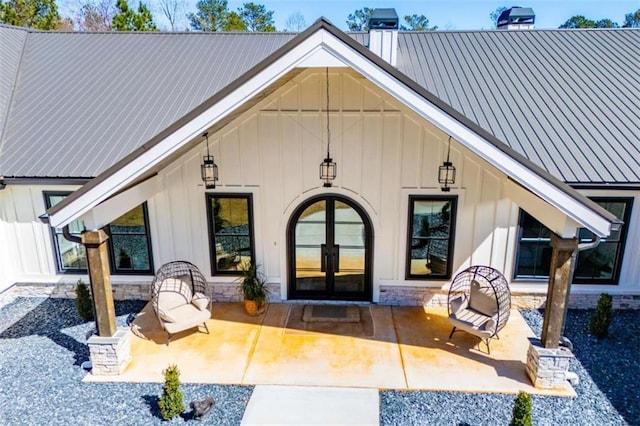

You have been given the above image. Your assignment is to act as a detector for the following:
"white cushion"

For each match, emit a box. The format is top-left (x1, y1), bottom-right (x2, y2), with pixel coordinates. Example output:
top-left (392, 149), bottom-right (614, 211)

top-left (448, 308), bottom-right (494, 338)
top-left (158, 276), bottom-right (193, 312)
top-left (192, 292), bottom-right (210, 311)
top-left (163, 304), bottom-right (210, 335)
top-left (158, 310), bottom-right (175, 323)
top-left (468, 280), bottom-right (498, 317)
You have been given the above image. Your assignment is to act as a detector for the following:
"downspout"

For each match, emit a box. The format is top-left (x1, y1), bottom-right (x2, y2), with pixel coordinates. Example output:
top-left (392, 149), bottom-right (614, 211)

top-left (62, 225), bottom-right (82, 244)
top-left (560, 234), bottom-right (601, 349)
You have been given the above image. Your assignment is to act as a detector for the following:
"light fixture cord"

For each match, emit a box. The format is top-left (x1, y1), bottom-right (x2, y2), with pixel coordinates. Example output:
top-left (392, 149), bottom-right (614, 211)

top-left (204, 132), bottom-right (210, 157)
top-left (326, 67), bottom-right (331, 158)
top-left (446, 136), bottom-right (452, 163)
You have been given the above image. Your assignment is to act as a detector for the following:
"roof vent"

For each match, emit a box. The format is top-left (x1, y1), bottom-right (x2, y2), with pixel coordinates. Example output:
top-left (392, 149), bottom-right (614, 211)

top-left (368, 8), bottom-right (399, 66)
top-left (497, 6), bottom-right (535, 30)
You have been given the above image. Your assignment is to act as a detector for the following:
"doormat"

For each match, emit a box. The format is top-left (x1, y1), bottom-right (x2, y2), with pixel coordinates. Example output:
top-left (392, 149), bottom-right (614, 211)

top-left (302, 305), bottom-right (360, 323)
top-left (284, 305), bottom-right (374, 337)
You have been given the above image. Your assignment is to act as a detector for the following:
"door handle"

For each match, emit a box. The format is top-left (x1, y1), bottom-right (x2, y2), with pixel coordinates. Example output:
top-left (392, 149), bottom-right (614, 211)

top-left (320, 244), bottom-right (327, 273)
top-left (332, 245), bottom-right (340, 273)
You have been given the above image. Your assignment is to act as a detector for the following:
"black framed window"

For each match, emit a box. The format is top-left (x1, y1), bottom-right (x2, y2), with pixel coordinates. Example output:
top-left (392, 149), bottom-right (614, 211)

top-left (406, 195), bottom-right (457, 279)
top-left (514, 197), bottom-right (633, 284)
top-left (574, 198), bottom-right (633, 284)
top-left (44, 192), bottom-right (154, 274)
top-left (44, 192), bottom-right (87, 272)
top-left (106, 204), bottom-right (154, 274)
top-left (206, 193), bottom-right (255, 275)
top-left (513, 210), bottom-right (553, 279)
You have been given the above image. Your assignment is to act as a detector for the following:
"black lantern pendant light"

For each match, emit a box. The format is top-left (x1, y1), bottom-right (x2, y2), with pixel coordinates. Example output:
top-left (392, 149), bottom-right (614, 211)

top-left (438, 136), bottom-right (456, 192)
top-left (201, 132), bottom-right (218, 189)
top-left (319, 67), bottom-right (336, 188)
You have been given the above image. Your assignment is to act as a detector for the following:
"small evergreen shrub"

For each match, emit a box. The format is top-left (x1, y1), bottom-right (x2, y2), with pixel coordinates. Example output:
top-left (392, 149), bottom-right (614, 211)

top-left (589, 293), bottom-right (613, 339)
top-left (159, 364), bottom-right (184, 420)
top-left (510, 391), bottom-right (533, 426)
top-left (75, 280), bottom-right (94, 322)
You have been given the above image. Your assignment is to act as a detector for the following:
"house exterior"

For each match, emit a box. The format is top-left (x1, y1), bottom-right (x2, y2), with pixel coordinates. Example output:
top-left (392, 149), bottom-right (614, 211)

top-left (1, 15), bottom-right (639, 314)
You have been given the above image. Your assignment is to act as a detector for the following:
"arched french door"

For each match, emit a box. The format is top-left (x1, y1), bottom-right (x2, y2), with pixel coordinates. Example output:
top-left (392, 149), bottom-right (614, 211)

top-left (287, 195), bottom-right (373, 301)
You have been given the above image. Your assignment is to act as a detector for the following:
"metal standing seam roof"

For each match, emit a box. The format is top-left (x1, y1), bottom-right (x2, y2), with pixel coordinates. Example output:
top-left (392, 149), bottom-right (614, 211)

top-left (0, 25), bottom-right (639, 184)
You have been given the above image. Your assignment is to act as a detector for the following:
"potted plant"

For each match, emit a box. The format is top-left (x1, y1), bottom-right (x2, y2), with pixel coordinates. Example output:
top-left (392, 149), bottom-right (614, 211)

top-left (239, 262), bottom-right (269, 316)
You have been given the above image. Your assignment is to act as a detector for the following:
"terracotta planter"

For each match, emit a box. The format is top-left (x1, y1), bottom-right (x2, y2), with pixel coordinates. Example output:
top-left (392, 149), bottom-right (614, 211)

top-left (244, 299), bottom-right (262, 316)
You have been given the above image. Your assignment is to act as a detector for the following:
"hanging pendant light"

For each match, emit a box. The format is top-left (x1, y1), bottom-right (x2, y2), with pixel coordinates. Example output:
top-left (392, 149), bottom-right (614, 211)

top-left (438, 136), bottom-right (456, 192)
top-left (200, 132), bottom-right (218, 189)
top-left (319, 67), bottom-right (336, 188)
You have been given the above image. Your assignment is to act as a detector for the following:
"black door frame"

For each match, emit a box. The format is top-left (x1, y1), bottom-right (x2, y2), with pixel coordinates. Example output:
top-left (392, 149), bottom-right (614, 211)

top-left (287, 194), bottom-right (373, 301)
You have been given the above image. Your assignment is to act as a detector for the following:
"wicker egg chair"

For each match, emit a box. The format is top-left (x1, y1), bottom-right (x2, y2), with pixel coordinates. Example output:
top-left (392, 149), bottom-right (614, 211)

top-left (447, 265), bottom-right (511, 353)
top-left (150, 261), bottom-right (211, 344)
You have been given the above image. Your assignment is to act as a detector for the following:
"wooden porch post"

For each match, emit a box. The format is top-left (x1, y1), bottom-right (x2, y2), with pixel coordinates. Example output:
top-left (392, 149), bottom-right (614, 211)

top-left (81, 229), bottom-right (117, 337)
top-left (540, 234), bottom-right (578, 349)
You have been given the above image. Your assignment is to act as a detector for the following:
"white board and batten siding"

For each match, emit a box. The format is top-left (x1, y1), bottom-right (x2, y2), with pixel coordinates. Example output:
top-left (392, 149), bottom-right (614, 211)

top-left (0, 184), bottom-right (158, 293)
top-left (1, 68), bottom-right (638, 298)
top-left (149, 69), bottom-right (600, 300)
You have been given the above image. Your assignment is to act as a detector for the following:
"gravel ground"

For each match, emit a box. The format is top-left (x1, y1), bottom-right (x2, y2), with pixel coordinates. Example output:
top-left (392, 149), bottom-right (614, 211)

top-left (0, 298), bottom-right (252, 425)
top-left (381, 309), bottom-right (636, 426)
top-left (1, 297), bottom-right (637, 425)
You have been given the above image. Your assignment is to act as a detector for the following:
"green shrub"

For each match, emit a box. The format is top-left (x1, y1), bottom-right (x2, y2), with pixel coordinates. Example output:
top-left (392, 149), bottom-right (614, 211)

top-left (159, 364), bottom-right (184, 420)
top-left (75, 280), bottom-right (94, 322)
top-left (589, 293), bottom-right (613, 339)
top-left (510, 391), bottom-right (533, 426)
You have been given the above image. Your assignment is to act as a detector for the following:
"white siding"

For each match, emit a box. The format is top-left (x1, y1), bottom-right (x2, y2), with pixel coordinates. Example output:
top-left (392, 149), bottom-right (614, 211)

top-left (148, 68), bottom-right (639, 298)
top-left (2, 69), bottom-right (638, 299)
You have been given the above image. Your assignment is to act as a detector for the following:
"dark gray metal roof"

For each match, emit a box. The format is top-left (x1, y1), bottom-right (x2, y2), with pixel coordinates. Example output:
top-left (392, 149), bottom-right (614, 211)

top-left (0, 26), bottom-right (27, 146)
top-left (0, 27), bottom-right (296, 177)
top-left (398, 29), bottom-right (640, 183)
top-left (0, 25), bottom-right (638, 184)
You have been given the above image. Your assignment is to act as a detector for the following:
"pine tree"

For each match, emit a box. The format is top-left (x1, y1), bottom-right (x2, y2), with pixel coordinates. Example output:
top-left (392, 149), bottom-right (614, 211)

top-left (510, 391), bottom-right (533, 426)
top-left (589, 293), bottom-right (613, 339)
top-left (112, 0), bottom-right (156, 31)
top-left (75, 280), bottom-right (94, 322)
top-left (0, 0), bottom-right (61, 29)
top-left (159, 364), bottom-right (184, 420)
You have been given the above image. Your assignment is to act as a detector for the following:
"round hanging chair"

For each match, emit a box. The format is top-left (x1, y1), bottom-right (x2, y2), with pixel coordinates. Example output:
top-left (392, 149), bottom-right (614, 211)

top-left (447, 265), bottom-right (511, 353)
top-left (150, 261), bottom-right (210, 343)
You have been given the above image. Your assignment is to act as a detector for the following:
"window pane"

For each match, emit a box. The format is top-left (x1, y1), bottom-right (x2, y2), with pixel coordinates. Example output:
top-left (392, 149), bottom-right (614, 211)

top-left (110, 205), bottom-right (146, 234)
top-left (109, 204), bottom-right (153, 273)
top-left (515, 241), bottom-right (551, 278)
top-left (111, 234), bottom-right (150, 270)
top-left (575, 242), bottom-right (618, 281)
top-left (45, 193), bottom-right (87, 272)
top-left (515, 198), bottom-right (632, 284)
top-left (210, 196), bottom-right (254, 273)
top-left (407, 198), bottom-right (455, 278)
top-left (56, 234), bottom-right (87, 270)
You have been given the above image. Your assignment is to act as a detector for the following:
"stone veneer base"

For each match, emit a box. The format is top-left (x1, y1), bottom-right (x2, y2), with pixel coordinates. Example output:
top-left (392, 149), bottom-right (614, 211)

top-left (2, 282), bottom-right (640, 309)
top-left (525, 338), bottom-right (574, 389)
top-left (87, 327), bottom-right (131, 376)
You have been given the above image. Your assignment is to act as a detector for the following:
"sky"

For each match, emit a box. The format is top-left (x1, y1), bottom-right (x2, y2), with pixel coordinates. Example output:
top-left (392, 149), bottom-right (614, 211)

top-left (224, 0), bottom-right (640, 31)
top-left (57, 0), bottom-right (639, 31)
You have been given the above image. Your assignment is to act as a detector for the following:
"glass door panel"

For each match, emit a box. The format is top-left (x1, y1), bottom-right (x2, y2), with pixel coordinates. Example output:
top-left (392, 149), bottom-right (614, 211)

top-left (289, 196), bottom-right (371, 300)
top-left (294, 200), bottom-right (327, 292)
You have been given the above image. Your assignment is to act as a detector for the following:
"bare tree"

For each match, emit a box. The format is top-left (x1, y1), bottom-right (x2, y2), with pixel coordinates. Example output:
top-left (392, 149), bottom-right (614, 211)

top-left (284, 11), bottom-right (305, 32)
top-left (73, 0), bottom-right (116, 30)
top-left (157, 0), bottom-right (184, 30)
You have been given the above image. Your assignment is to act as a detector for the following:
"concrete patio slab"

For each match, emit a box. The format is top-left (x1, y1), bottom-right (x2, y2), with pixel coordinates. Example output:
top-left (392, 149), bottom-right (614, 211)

top-left (241, 385), bottom-right (379, 425)
top-left (242, 304), bottom-right (406, 388)
top-left (393, 307), bottom-right (575, 396)
top-left (84, 302), bottom-right (575, 396)
top-left (85, 302), bottom-right (263, 383)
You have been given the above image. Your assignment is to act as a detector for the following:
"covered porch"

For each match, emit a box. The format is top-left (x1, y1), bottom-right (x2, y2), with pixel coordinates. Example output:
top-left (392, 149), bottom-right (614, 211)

top-left (85, 301), bottom-right (574, 397)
